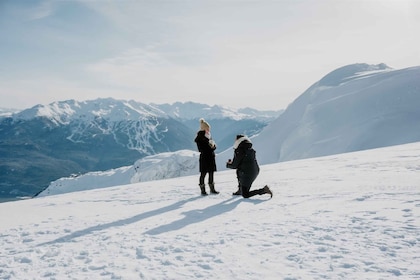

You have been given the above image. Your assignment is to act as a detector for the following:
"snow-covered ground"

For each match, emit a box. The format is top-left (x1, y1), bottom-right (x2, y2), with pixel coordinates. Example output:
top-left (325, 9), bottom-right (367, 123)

top-left (0, 142), bottom-right (419, 279)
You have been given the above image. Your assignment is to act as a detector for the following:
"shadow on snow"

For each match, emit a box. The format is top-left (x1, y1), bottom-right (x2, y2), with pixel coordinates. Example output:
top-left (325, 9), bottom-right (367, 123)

top-left (144, 197), bottom-right (264, 235)
top-left (38, 195), bottom-right (264, 246)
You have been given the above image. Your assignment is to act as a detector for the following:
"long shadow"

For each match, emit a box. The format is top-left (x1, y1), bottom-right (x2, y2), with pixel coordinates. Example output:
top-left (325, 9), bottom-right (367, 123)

top-left (144, 197), bottom-right (264, 235)
top-left (38, 196), bottom-right (202, 246)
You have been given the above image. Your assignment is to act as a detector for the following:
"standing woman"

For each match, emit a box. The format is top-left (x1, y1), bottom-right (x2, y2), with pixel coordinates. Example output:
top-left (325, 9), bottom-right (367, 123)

top-left (226, 134), bottom-right (272, 198)
top-left (194, 118), bottom-right (218, 195)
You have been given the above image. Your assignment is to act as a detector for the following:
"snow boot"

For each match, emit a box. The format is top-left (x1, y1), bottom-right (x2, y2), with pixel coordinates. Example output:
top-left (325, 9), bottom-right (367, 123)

top-left (199, 184), bottom-right (207, 196)
top-left (232, 185), bottom-right (241, 195)
top-left (263, 185), bottom-right (273, 198)
top-left (209, 183), bottom-right (219, 194)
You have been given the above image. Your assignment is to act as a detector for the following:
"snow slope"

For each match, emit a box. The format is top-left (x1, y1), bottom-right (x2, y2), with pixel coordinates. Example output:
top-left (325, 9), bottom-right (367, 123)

top-left (1, 142), bottom-right (419, 279)
top-left (37, 150), bottom-right (199, 197)
top-left (253, 64), bottom-right (420, 164)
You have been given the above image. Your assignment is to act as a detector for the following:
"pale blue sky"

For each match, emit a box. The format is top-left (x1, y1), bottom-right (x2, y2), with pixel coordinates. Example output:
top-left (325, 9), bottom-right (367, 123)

top-left (1, 0), bottom-right (419, 110)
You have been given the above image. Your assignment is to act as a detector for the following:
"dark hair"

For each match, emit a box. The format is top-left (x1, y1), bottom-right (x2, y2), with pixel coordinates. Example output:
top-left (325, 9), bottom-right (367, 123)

top-left (236, 134), bottom-right (245, 140)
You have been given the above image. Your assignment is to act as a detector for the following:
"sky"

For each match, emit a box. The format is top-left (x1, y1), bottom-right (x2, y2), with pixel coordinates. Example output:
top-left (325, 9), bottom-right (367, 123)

top-left (1, 0), bottom-right (419, 110)
top-left (1, 142), bottom-right (419, 278)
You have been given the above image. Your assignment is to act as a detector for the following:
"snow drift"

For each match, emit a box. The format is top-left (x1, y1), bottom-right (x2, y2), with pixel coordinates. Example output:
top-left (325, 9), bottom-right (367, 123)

top-left (37, 150), bottom-right (200, 197)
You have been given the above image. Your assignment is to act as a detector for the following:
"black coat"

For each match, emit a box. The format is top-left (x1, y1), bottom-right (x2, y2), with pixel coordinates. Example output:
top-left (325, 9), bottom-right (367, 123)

top-left (226, 138), bottom-right (259, 187)
top-left (194, 130), bottom-right (217, 172)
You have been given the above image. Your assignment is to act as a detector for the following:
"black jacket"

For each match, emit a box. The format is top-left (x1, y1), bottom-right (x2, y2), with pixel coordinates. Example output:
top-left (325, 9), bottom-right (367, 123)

top-left (226, 137), bottom-right (259, 182)
top-left (194, 130), bottom-right (217, 172)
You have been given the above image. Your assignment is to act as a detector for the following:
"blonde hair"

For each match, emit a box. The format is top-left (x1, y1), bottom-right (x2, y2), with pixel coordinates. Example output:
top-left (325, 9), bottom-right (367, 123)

top-left (199, 118), bottom-right (210, 131)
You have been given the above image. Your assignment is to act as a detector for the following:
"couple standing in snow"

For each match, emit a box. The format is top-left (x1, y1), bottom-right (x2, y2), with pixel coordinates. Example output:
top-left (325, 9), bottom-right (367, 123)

top-left (194, 118), bottom-right (272, 198)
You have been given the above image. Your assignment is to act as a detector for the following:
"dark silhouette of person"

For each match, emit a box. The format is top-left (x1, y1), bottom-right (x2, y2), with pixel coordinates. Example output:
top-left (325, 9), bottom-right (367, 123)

top-left (226, 134), bottom-right (272, 198)
top-left (194, 118), bottom-right (218, 195)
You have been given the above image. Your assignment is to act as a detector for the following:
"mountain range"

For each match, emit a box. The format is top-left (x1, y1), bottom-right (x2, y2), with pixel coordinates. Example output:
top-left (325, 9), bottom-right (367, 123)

top-left (0, 100), bottom-right (279, 199)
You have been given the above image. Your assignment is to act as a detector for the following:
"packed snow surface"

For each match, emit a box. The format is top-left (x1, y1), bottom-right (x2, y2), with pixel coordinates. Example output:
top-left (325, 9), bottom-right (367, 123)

top-left (0, 142), bottom-right (419, 279)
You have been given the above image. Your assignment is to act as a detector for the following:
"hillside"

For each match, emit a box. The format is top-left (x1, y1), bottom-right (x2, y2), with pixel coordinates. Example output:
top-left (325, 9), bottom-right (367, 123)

top-left (0, 142), bottom-right (419, 279)
top-left (252, 64), bottom-right (420, 164)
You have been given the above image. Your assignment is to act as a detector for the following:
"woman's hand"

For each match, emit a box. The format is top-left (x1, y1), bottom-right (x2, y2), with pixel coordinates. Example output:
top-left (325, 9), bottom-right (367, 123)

top-left (209, 139), bottom-right (216, 148)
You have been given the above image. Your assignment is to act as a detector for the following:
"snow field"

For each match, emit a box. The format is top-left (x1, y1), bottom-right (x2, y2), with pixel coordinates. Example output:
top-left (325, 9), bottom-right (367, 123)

top-left (0, 142), bottom-right (419, 279)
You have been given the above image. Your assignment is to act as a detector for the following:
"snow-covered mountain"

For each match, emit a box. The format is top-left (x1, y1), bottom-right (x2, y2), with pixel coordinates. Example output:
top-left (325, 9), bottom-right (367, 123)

top-left (14, 98), bottom-right (167, 126)
top-left (0, 98), bottom-right (278, 199)
top-left (252, 63), bottom-right (420, 164)
top-left (0, 98), bottom-right (194, 198)
top-left (153, 101), bottom-right (280, 121)
top-left (153, 101), bottom-right (281, 152)
top-left (1, 142), bottom-right (419, 279)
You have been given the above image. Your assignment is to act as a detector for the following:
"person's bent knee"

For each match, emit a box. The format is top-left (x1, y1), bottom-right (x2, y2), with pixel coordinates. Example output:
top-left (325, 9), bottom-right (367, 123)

top-left (241, 191), bottom-right (251, 198)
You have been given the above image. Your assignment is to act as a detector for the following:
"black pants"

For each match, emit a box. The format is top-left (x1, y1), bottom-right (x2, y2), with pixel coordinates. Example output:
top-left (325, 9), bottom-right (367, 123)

top-left (199, 171), bottom-right (214, 185)
top-left (239, 170), bottom-right (264, 198)
top-left (241, 184), bottom-right (266, 198)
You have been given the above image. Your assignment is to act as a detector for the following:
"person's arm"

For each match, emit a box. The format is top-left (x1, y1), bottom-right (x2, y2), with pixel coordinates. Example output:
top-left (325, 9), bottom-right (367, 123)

top-left (226, 149), bottom-right (244, 169)
top-left (209, 139), bottom-right (216, 150)
top-left (203, 138), bottom-right (216, 153)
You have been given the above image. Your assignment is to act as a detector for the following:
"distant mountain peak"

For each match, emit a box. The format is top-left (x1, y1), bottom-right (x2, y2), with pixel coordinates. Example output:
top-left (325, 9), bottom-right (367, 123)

top-left (152, 101), bottom-right (281, 121)
top-left (11, 98), bottom-right (281, 125)
top-left (13, 98), bottom-right (167, 125)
